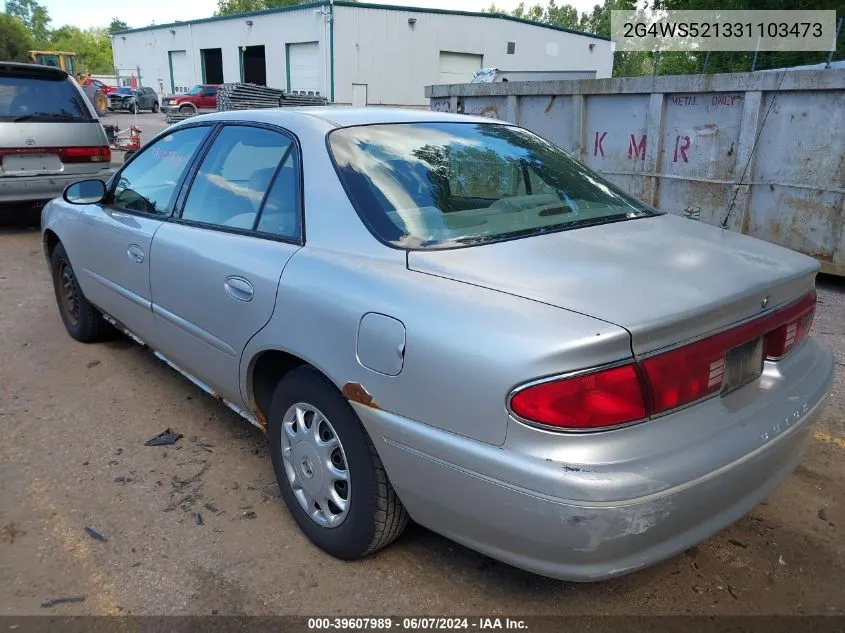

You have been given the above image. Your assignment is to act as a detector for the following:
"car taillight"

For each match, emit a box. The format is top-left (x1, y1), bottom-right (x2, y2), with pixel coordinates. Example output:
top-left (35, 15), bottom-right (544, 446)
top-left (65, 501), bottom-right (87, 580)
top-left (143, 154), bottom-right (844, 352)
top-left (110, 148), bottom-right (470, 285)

top-left (59, 146), bottom-right (111, 163)
top-left (764, 291), bottom-right (816, 360)
top-left (642, 291), bottom-right (816, 415)
top-left (509, 364), bottom-right (647, 430)
top-left (0, 146), bottom-right (111, 164)
top-left (640, 331), bottom-right (736, 414)
top-left (509, 291), bottom-right (816, 431)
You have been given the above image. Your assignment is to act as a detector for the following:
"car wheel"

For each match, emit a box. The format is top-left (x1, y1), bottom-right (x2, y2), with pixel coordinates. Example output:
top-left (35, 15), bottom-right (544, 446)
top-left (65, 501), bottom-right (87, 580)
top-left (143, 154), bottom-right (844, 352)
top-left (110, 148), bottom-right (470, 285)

top-left (129, 102), bottom-right (138, 114)
top-left (178, 104), bottom-right (194, 114)
top-left (50, 243), bottom-right (112, 343)
top-left (268, 366), bottom-right (409, 559)
top-left (152, 101), bottom-right (159, 113)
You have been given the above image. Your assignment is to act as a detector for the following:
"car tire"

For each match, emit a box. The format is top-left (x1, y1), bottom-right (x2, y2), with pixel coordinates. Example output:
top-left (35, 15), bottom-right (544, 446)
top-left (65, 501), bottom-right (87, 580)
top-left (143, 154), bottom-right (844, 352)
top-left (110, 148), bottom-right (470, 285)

top-left (129, 102), bottom-right (138, 115)
top-left (268, 366), bottom-right (409, 560)
top-left (152, 102), bottom-right (159, 113)
top-left (50, 242), bottom-right (112, 343)
top-left (178, 104), bottom-right (194, 114)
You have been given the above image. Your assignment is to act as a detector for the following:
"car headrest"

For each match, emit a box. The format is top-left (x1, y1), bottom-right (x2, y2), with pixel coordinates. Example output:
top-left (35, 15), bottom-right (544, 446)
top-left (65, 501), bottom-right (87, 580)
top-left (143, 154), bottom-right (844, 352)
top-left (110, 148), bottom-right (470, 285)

top-left (249, 167), bottom-right (276, 191)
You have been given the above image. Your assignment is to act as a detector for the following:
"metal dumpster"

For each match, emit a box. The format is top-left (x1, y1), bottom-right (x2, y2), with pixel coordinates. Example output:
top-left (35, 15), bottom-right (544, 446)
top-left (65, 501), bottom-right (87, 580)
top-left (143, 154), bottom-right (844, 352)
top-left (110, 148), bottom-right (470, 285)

top-left (427, 69), bottom-right (845, 277)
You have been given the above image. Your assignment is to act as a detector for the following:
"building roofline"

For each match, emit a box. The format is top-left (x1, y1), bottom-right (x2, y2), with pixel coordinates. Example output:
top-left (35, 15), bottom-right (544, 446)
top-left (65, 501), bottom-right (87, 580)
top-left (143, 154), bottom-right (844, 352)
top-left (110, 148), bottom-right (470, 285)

top-left (111, 0), bottom-right (610, 42)
top-left (340, 2), bottom-right (610, 40)
top-left (111, 1), bottom-right (327, 35)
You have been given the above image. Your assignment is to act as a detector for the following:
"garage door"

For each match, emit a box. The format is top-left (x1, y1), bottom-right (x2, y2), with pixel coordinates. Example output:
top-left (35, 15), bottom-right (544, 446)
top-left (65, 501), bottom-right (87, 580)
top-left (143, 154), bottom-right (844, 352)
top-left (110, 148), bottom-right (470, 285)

top-left (287, 42), bottom-right (322, 94)
top-left (438, 52), bottom-right (483, 84)
top-left (168, 50), bottom-right (191, 93)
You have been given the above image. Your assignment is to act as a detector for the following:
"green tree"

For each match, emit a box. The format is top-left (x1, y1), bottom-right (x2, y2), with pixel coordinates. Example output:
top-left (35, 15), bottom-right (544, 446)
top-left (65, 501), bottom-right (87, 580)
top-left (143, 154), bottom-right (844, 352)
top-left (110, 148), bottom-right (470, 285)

top-left (649, 0), bottom-right (844, 75)
top-left (577, 0), bottom-right (652, 77)
top-left (49, 26), bottom-right (114, 74)
top-left (513, 3), bottom-right (545, 21)
top-left (4, 0), bottom-right (50, 44)
top-left (3, 0), bottom-right (120, 75)
top-left (578, 0), bottom-right (634, 36)
top-left (216, 0), bottom-right (265, 15)
top-left (485, 1), bottom-right (584, 28)
top-left (545, 1), bottom-right (580, 30)
top-left (0, 12), bottom-right (32, 61)
top-left (107, 17), bottom-right (129, 34)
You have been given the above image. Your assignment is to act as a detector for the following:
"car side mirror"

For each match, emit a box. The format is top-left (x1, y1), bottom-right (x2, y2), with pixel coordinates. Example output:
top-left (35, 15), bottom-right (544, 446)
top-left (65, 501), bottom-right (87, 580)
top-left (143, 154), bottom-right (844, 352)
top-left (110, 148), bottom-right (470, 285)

top-left (63, 179), bottom-right (106, 205)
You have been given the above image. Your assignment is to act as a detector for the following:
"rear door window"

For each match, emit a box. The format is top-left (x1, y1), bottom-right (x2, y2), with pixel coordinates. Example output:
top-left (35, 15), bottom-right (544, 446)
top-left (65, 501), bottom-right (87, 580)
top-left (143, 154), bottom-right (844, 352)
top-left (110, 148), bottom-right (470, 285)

top-left (255, 151), bottom-right (301, 240)
top-left (180, 125), bottom-right (293, 231)
top-left (0, 69), bottom-right (91, 122)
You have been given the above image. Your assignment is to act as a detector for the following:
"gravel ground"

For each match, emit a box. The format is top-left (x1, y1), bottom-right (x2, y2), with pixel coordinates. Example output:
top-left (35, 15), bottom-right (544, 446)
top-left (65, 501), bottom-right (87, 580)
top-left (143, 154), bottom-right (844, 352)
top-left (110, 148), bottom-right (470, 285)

top-left (0, 225), bottom-right (842, 616)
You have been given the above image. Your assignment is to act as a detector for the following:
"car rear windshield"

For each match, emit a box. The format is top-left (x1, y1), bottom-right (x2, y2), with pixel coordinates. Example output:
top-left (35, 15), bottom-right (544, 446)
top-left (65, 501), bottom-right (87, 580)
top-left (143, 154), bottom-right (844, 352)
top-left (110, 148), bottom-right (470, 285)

top-left (328, 122), bottom-right (656, 249)
top-left (0, 71), bottom-right (92, 122)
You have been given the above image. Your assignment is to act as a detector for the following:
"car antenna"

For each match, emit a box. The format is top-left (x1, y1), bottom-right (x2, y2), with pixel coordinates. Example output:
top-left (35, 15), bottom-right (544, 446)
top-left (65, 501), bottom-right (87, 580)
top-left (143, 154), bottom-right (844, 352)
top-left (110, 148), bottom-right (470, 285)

top-left (720, 68), bottom-right (789, 229)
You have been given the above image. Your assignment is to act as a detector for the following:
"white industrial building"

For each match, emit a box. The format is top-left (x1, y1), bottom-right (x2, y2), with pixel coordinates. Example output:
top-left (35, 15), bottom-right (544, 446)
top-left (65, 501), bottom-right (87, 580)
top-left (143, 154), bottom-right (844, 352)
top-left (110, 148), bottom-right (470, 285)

top-left (111, 1), bottom-right (613, 107)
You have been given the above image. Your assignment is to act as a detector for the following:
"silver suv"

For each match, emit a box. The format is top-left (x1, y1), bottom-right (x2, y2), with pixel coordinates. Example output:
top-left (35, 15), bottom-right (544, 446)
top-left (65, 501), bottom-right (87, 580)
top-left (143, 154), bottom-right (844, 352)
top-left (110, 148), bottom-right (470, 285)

top-left (0, 62), bottom-right (113, 208)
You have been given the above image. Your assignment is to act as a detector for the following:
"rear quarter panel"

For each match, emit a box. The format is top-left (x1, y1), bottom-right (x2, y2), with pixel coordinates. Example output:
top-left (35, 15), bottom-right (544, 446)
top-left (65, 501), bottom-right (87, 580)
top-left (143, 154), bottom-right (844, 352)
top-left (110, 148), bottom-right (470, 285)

top-left (242, 247), bottom-right (632, 446)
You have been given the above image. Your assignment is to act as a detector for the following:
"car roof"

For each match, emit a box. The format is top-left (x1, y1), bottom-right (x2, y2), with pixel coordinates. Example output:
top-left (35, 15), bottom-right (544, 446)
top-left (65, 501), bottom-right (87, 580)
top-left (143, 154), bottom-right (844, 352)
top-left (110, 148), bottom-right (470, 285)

top-left (183, 107), bottom-right (504, 130)
top-left (0, 62), bottom-right (68, 79)
top-left (292, 107), bottom-right (501, 127)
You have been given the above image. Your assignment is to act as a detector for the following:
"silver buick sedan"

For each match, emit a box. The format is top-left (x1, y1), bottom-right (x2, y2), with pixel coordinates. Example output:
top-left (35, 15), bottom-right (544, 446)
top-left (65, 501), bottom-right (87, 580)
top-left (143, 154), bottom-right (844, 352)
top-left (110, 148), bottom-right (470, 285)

top-left (41, 108), bottom-right (834, 582)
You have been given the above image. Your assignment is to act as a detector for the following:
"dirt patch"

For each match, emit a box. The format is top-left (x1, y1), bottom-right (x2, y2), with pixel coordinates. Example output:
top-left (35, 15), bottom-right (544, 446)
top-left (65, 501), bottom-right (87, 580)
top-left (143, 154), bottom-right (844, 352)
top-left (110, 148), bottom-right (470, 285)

top-left (0, 228), bottom-right (842, 615)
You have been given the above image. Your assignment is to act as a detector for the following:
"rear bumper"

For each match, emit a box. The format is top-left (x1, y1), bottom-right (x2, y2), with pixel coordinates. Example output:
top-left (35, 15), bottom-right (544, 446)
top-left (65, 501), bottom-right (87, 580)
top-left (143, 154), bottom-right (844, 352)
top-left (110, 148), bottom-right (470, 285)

top-left (356, 338), bottom-right (834, 582)
top-left (0, 169), bottom-right (113, 205)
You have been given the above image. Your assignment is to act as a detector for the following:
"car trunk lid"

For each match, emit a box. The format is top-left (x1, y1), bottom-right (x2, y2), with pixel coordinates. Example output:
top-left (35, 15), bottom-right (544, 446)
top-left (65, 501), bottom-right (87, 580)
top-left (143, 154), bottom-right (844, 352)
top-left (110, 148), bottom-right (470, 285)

top-left (408, 213), bottom-right (819, 355)
top-left (0, 122), bottom-right (110, 178)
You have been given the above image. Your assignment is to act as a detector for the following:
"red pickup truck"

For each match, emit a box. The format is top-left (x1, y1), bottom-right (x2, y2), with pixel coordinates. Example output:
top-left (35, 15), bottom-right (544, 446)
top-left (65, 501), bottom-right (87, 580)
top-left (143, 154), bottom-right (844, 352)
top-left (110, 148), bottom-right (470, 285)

top-left (160, 84), bottom-right (219, 114)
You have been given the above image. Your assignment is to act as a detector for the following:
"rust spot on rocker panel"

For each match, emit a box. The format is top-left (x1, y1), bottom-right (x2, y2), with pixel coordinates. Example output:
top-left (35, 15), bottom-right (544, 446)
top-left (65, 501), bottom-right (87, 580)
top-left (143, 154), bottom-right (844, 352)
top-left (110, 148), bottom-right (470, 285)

top-left (342, 382), bottom-right (379, 409)
top-left (253, 408), bottom-right (268, 432)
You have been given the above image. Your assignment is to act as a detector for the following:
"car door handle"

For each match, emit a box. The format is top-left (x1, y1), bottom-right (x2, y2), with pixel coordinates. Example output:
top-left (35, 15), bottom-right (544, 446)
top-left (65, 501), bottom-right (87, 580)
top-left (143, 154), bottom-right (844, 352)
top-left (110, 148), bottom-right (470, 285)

top-left (224, 276), bottom-right (254, 302)
top-left (126, 244), bottom-right (145, 263)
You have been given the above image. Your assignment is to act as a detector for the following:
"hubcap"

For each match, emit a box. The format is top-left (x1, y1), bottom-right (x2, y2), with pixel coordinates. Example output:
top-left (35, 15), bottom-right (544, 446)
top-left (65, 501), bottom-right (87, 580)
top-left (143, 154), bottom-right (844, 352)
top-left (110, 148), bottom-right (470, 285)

top-left (280, 403), bottom-right (350, 528)
top-left (58, 261), bottom-right (80, 326)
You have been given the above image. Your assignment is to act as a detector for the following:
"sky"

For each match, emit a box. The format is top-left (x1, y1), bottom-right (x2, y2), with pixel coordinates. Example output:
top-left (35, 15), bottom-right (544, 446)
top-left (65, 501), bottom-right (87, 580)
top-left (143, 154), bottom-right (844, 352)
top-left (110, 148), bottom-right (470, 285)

top-left (40, 0), bottom-right (598, 30)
